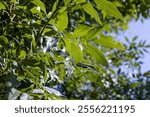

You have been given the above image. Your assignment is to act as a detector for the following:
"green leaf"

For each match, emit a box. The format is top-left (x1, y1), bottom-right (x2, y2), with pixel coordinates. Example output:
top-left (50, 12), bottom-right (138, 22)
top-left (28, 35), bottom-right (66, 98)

top-left (11, 0), bottom-right (16, 3)
top-left (132, 36), bottom-right (138, 41)
top-left (23, 57), bottom-right (39, 67)
top-left (94, 0), bottom-right (124, 20)
top-left (65, 39), bottom-right (83, 63)
top-left (85, 27), bottom-right (102, 40)
top-left (43, 28), bottom-right (52, 36)
top-left (0, 36), bottom-right (8, 46)
top-left (95, 36), bottom-right (125, 50)
top-left (86, 44), bottom-right (109, 67)
top-left (30, 7), bottom-right (40, 14)
top-left (18, 50), bottom-right (27, 59)
top-left (72, 4), bottom-right (82, 11)
top-left (0, 2), bottom-right (6, 9)
top-left (73, 24), bottom-right (93, 37)
top-left (52, 0), bottom-right (58, 12)
top-left (32, 0), bottom-right (46, 14)
top-left (59, 6), bottom-right (67, 13)
top-left (85, 24), bottom-right (111, 40)
top-left (64, 0), bottom-right (71, 6)
top-left (43, 65), bottom-right (47, 84)
top-left (56, 10), bottom-right (68, 32)
top-left (43, 52), bottom-right (54, 67)
top-left (30, 69), bottom-right (42, 77)
top-left (112, 1), bottom-right (124, 7)
top-left (32, 37), bottom-right (37, 49)
top-left (82, 3), bottom-right (102, 24)
top-left (30, 7), bottom-right (43, 18)
top-left (59, 65), bottom-right (65, 81)
top-left (76, 0), bottom-right (86, 4)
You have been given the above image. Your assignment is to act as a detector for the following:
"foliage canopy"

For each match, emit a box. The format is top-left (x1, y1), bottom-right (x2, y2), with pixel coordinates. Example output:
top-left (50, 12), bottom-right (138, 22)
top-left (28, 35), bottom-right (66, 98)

top-left (0, 0), bottom-right (150, 99)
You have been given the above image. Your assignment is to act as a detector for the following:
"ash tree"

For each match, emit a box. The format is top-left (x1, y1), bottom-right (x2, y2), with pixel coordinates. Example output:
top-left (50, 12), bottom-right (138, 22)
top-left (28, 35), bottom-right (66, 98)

top-left (0, 0), bottom-right (150, 99)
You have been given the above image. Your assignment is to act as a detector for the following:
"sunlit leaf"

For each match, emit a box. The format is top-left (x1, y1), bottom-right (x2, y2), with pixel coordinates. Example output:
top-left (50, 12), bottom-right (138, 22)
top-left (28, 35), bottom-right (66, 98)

top-left (95, 36), bottom-right (125, 50)
top-left (85, 27), bottom-right (102, 40)
top-left (18, 50), bottom-right (27, 59)
top-left (85, 24), bottom-right (111, 40)
top-left (86, 44), bottom-right (109, 67)
top-left (56, 10), bottom-right (68, 32)
top-left (112, 1), bottom-right (124, 7)
top-left (43, 65), bottom-right (47, 84)
top-left (0, 2), bottom-right (6, 9)
top-left (94, 0), bottom-right (124, 20)
top-left (11, 0), bottom-right (16, 3)
top-left (64, 0), bottom-right (71, 6)
top-left (30, 7), bottom-right (40, 14)
top-left (52, 0), bottom-right (58, 12)
top-left (32, 37), bottom-right (37, 49)
top-left (76, 0), bottom-right (86, 4)
top-left (65, 39), bottom-right (83, 63)
top-left (32, 0), bottom-right (46, 14)
top-left (82, 3), bottom-right (101, 24)
top-left (73, 24), bottom-right (93, 37)
top-left (59, 6), bottom-right (67, 13)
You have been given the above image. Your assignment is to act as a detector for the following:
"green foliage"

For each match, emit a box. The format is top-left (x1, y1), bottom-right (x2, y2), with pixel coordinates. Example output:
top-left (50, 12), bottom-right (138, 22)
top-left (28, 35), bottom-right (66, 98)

top-left (95, 35), bottom-right (125, 50)
top-left (73, 24), bottom-right (92, 37)
top-left (0, 0), bottom-right (150, 100)
top-left (94, 0), bottom-right (124, 20)
top-left (118, 0), bottom-right (150, 19)
top-left (64, 38), bottom-right (150, 99)
top-left (85, 44), bottom-right (109, 67)
top-left (32, 0), bottom-right (46, 14)
top-left (56, 10), bottom-right (68, 32)
top-left (82, 3), bottom-right (101, 24)
top-left (65, 39), bottom-right (83, 64)
top-left (0, 36), bottom-right (8, 46)
top-left (0, 2), bottom-right (6, 9)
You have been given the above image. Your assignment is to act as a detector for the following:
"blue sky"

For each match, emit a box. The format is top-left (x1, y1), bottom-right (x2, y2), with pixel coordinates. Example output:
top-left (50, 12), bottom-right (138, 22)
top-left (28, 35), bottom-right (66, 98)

top-left (117, 19), bottom-right (150, 72)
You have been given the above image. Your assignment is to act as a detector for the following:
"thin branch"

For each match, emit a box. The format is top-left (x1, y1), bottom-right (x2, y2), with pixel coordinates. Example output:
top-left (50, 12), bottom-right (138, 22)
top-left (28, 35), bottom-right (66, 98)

top-left (36, 1), bottom-right (64, 44)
